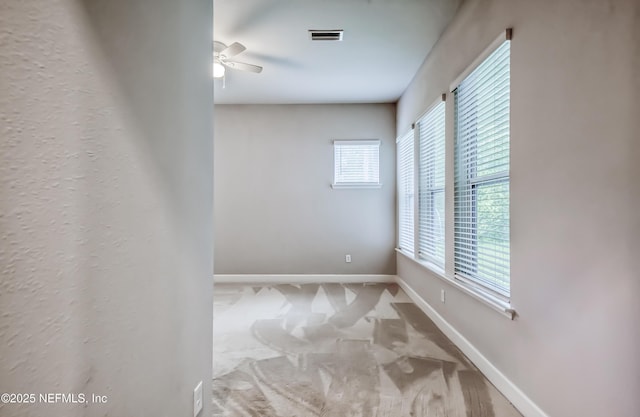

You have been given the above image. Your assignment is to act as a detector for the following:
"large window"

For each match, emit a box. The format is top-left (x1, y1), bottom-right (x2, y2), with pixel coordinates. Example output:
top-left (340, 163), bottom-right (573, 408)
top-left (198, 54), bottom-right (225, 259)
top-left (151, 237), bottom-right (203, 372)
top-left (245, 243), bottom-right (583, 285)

top-left (453, 40), bottom-right (511, 298)
top-left (418, 101), bottom-right (446, 268)
top-left (397, 130), bottom-right (414, 254)
top-left (333, 140), bottom-right (380, 188)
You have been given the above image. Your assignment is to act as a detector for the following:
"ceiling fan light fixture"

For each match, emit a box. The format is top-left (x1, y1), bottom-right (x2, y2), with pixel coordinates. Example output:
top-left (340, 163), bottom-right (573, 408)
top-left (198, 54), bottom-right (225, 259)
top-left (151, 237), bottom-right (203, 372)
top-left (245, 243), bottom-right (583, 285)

top-left (213, 62), bottom-right (226, 78)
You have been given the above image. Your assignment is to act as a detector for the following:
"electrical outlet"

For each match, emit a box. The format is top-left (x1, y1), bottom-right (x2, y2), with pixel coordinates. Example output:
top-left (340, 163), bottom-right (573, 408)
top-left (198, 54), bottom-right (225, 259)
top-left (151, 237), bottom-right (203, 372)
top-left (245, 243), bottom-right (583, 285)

top-left (440, 289), bottom-right (446, 303)
top-left (345, 254), bottom-right (351, 263)
top-left (193, 381), bottom-right (203, 417)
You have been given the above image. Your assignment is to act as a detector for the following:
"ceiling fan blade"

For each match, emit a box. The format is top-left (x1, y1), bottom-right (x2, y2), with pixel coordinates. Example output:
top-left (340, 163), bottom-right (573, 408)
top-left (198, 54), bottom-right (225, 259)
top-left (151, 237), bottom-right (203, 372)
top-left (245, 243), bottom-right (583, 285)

top-left (221, 42), bottom-right (246, 58)
top-left (224, 60), bottom-right (263, 74)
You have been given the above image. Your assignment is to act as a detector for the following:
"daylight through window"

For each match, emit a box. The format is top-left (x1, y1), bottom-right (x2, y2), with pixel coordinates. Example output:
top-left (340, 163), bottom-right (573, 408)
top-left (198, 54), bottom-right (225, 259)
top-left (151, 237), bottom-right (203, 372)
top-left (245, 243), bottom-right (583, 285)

top-left (454, 40), bottom-right (511, 298)
top-left (333, 140), bottom-right (381, 188)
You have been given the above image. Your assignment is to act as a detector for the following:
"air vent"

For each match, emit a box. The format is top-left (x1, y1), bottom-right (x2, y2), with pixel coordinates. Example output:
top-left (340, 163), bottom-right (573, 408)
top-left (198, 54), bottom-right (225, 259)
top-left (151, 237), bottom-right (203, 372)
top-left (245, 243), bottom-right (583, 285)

top-left (309, 30), bottom-right (344, 41)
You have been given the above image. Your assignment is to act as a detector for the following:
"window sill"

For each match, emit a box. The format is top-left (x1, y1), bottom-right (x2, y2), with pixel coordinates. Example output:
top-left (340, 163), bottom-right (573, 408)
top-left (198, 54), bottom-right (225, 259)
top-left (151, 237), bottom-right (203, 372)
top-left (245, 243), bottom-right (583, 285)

top-left (395, 248), bottom-right (516, 320)
top-left (331, 183), bottom-right (382, 189)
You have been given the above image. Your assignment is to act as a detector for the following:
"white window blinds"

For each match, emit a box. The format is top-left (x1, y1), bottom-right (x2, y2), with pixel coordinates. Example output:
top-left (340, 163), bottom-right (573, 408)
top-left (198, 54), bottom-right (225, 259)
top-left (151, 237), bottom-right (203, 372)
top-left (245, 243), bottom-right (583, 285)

top-left (333, 140), bottom-right (380, 187)
top-left (418, 102), bottom-right (446, 268)
top-left (397, 130), bottom-right (414, 254)
top-left (454, 40), bottom-right (511, 297)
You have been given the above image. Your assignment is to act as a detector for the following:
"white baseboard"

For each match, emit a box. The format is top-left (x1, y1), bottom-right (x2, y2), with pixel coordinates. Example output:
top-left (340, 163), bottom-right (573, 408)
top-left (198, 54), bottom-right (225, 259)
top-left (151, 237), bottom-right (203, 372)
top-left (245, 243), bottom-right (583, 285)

top-left (395, 276), bottom-right (549, 417)
top-left (214, 274), bottom-right (396, 284)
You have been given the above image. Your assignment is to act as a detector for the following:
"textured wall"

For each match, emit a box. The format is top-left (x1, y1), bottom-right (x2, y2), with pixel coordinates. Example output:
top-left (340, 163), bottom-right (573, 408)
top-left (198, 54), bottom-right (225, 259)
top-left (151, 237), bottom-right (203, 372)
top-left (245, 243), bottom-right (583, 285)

top-left (397, 0), bottom-right (640, 416)
top-left (0, 1), bottom-right (213, 417)
top-left (214, 104), bottom-right (396, 275)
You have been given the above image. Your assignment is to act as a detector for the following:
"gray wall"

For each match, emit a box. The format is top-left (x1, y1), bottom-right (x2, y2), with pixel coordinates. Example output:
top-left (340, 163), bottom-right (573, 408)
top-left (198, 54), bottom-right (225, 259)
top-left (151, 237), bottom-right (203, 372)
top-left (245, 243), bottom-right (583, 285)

top-left (214, 104), bottom-right (396, 275)
top-left (397, 0), bottom-right (640, 416)
top-left (0, 1), bottom-right (213, 417)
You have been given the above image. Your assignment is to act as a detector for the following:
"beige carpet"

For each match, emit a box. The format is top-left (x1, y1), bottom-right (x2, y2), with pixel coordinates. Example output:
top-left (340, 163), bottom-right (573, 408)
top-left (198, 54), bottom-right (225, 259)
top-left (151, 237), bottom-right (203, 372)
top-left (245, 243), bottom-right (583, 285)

top-left (213, 283), bottom-right (521, 417)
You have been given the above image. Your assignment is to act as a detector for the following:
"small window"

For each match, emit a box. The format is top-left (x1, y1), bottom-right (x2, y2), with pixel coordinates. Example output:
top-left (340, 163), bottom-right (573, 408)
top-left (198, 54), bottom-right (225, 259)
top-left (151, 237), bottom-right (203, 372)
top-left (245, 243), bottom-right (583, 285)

top-left (332, 140), bottom-right (381, 188)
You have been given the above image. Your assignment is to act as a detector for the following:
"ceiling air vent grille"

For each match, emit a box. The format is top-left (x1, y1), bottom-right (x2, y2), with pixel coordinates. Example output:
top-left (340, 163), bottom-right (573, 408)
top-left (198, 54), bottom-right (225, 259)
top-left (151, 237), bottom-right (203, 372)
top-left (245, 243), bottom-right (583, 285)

top-left (309, 30), bottom-right (344, 41)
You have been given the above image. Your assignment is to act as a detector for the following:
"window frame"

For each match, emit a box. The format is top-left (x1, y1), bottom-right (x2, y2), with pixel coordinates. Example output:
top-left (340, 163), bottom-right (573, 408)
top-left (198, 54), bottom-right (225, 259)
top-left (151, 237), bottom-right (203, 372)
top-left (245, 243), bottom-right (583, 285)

top-left (417, 99), bottom-right (446, 269)
top-left (452, 35), bottom-right (511, 301)
top-left (331, 139), bottom-right (382, 189)
top-left (396, 129), bottom-right (415, 254)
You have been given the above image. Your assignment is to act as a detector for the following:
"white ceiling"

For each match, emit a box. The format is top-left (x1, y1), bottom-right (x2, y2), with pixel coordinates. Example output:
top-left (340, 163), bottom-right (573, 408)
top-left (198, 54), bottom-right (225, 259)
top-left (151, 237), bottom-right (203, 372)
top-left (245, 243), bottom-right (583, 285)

top-left (213, 0), bottom-right (462, 104)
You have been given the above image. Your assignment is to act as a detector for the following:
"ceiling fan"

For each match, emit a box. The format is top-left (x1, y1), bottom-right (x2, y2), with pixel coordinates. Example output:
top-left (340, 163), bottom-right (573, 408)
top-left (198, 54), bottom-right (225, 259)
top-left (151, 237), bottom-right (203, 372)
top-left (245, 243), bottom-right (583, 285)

top-left (213, 41), bottom-right (263, 79)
